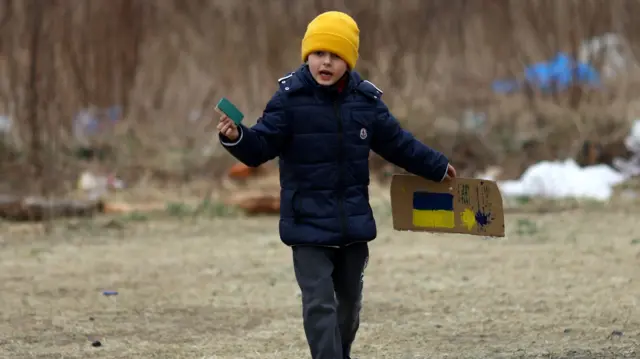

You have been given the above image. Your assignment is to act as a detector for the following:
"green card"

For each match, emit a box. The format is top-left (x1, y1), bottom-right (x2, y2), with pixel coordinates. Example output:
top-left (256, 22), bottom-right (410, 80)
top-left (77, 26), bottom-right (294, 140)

top-left (215, 97), bottom-right (244, 125)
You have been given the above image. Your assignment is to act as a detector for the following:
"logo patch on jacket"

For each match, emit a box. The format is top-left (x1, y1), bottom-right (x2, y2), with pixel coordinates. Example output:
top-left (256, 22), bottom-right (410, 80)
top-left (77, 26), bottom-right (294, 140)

top-left (360, 128), bottom-right (367, 140)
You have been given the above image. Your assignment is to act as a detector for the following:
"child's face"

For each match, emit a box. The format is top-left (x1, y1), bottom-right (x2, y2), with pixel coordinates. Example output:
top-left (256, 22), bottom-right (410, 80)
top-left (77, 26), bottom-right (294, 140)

top-left (307, 51), bottom-right (348, 86)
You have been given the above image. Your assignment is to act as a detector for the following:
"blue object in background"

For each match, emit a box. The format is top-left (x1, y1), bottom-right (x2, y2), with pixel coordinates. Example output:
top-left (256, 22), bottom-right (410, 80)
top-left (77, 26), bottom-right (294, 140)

top-left (493, 52), bottom-right (601, 94)
top-left (491, 79), bottom-right (521, 93)
top-left (106, 106), bottom-right (122, 122)
top-left (102, 291), bottom-right (118, 296)
top-left (73, 105), bottom-right (122, 139)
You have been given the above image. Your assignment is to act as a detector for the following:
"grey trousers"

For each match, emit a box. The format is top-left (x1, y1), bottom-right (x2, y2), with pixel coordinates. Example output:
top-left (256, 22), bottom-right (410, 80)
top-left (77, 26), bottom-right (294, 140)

top-left (292, 243), bottom-right (369, 359)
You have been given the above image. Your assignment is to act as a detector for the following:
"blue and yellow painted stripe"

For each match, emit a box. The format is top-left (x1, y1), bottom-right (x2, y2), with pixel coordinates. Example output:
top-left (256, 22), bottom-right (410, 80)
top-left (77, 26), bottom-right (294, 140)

top-left (412, 192), bottom-right (455, 229)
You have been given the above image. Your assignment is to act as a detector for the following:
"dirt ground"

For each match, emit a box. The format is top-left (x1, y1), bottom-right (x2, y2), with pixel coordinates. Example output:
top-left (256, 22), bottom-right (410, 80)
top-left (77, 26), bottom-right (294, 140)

top-left (1, 203), bottom-right (639, 359)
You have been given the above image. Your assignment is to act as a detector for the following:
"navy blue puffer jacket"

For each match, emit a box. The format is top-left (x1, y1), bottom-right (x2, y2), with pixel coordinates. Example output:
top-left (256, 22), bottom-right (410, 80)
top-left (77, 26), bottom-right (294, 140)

top-left (220, 64), bottom-right (449, 247)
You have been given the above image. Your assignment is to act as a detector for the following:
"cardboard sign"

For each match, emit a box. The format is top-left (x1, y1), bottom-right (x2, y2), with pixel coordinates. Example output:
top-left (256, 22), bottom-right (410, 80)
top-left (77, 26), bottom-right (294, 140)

top-left (390, 174), bottom-right (505, 237)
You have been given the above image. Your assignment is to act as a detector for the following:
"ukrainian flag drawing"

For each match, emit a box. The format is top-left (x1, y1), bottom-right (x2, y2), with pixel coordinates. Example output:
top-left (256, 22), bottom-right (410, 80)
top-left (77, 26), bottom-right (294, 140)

top-left (412, 192), bottom-right (455, 229)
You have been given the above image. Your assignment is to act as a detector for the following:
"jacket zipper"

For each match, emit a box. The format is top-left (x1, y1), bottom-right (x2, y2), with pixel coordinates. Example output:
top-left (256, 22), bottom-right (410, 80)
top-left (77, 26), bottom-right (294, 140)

top-left (333, 100), bottom-right (348, 239)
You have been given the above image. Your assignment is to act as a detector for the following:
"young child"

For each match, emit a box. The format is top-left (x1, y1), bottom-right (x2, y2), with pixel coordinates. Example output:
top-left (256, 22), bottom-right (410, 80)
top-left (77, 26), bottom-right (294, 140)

top-left (217, 11), bottom-right (456, 359)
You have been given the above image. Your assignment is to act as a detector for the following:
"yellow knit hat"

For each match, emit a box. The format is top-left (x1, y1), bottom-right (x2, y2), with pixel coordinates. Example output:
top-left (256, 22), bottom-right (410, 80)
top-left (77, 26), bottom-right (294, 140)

top-left (301, 11), bottom-right (360, 69)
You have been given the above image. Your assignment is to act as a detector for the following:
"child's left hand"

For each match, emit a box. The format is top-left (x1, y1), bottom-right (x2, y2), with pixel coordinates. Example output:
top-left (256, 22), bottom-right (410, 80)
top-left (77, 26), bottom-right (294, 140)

top-left (443, 164), bottom-right (457, 181)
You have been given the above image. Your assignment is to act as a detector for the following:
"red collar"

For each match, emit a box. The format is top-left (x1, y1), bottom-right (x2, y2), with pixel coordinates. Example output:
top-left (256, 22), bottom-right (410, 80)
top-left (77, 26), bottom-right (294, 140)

top-left (335, 75), bottom-right (348, 93)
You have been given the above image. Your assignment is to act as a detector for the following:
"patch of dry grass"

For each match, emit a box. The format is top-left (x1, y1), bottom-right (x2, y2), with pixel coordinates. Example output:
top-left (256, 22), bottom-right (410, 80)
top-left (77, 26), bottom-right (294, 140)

top-left (1, 205), bottom-right (639, 358)
top-left (3, 0), bottom-right (640, 192)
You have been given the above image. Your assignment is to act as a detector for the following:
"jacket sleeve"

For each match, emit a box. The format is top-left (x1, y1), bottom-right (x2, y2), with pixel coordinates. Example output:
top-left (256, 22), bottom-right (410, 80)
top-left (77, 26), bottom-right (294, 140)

top-left (371, 100), bottom-right (449, 182)
top-left (219, 92), bottom-right (289, 167)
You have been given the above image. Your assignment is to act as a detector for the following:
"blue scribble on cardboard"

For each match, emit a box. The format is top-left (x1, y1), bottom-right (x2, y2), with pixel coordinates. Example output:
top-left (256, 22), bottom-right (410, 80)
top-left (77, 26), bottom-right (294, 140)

top-left (475, 210), bottom-right (493, 227)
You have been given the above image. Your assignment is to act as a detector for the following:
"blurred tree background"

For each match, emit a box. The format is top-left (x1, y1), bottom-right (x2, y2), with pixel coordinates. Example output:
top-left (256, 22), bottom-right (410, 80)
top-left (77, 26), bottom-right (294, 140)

top-left (1, 0), bottom-right (639, 196)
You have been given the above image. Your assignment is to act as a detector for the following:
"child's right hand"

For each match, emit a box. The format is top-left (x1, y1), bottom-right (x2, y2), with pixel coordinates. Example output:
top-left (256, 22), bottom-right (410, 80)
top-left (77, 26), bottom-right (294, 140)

top-left (217, 114), bottom-right (240, 141)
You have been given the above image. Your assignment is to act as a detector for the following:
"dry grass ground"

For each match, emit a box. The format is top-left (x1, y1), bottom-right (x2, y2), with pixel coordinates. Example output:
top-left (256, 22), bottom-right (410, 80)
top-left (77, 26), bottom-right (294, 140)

top-left (1, 202), bottom-right (639, 359)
